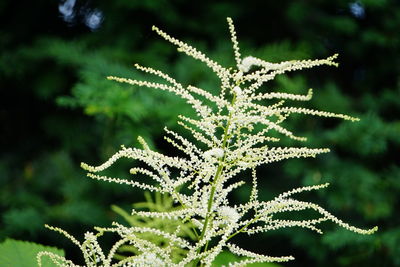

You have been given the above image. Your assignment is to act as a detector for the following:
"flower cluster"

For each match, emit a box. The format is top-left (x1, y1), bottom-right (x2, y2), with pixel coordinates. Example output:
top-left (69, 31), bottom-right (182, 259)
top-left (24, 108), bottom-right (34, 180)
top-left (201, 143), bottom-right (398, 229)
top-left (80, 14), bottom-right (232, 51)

top-left (39, 17), bottom-right (377, 267)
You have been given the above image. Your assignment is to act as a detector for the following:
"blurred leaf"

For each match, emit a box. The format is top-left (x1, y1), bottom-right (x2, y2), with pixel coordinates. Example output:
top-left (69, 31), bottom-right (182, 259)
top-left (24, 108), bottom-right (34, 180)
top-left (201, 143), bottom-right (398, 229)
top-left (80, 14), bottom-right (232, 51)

top-left (0, 239), bottom-right (64, 267)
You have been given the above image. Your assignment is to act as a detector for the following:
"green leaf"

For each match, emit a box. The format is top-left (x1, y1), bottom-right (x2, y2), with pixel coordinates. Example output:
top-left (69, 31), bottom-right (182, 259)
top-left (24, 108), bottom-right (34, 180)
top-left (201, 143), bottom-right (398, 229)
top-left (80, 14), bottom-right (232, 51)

top-left (0, 239), bottom-right (64, 267)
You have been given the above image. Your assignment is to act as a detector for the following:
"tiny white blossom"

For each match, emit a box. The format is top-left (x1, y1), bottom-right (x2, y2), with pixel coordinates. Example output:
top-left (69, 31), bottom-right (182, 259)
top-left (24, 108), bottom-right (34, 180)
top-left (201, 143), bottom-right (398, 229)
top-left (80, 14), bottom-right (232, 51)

top-left (84, 232), bottom-right (96, 241)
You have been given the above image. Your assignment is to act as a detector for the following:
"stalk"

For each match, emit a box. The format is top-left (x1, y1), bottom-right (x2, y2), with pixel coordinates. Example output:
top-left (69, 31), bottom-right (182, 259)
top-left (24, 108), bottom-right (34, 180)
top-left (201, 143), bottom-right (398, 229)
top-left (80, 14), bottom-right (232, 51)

top-left (195, 93), bottom-right (237, 266)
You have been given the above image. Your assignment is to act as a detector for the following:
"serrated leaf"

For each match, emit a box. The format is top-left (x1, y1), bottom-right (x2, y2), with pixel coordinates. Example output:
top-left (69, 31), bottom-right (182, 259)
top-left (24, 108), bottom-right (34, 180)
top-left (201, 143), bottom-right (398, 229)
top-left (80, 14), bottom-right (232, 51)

top-left (0, 239), bottom-right (64, 267)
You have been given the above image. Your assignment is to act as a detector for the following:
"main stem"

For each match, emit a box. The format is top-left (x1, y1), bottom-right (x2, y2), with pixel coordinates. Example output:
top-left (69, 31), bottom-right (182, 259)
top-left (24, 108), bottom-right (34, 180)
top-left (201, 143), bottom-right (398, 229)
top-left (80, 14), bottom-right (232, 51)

top-left (196, 94), bottom-right (236, 266)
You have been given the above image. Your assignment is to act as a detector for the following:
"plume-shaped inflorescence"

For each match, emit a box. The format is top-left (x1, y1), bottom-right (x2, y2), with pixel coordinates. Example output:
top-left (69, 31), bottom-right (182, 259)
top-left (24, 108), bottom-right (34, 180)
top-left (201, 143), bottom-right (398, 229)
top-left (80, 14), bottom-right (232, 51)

top-left (39, 17), bottom-right (377, 267)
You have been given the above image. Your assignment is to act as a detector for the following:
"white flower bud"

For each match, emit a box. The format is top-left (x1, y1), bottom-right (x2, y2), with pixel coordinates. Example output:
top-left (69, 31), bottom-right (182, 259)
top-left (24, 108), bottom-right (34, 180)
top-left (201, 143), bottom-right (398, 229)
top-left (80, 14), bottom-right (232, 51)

top-left (204, 148), bottom-right (225, 160)
top-left (219, 206), bottom-right (240, 223)
top-left (233, 86), bottom-right (242, 95)
top-left (235, 71), bottom-right (243, 80)
top-left (238, 56), bottom-right (257, 72)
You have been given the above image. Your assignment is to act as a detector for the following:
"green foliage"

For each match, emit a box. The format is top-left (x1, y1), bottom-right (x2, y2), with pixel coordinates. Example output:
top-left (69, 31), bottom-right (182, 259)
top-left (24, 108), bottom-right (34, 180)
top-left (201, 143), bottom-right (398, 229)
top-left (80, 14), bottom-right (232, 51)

top-left (0, 239), bottom-right (64, 267)
top-left (0, 152), bottom-right (109, 238)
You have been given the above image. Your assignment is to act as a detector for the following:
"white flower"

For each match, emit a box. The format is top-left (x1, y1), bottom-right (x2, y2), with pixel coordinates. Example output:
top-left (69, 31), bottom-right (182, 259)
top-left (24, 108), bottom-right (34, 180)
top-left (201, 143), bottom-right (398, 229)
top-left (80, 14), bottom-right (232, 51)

top-left (84, 232), bottom-right (96, 241)
top-left (142, 253), bottom-right (165, 267)
top-left (39, 17), bottom-right (376, 267)
top-left (204, 148), bottom-right (224, 160)
top-left (238, 56), bottom-right (257, 72)
top-left (219, 206), bottom-right (240, 223)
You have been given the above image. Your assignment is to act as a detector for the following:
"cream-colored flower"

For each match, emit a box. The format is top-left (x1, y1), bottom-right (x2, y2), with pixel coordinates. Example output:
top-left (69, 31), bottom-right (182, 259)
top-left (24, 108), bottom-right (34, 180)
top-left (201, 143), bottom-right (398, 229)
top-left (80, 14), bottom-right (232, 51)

top-left (39, 17), bottom-right (377, 267)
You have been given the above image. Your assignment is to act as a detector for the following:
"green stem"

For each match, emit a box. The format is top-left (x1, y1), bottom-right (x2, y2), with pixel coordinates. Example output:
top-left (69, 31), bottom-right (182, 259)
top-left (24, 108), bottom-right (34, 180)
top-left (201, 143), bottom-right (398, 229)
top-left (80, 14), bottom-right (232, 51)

top-left (195, 94), bottom-right (237, 266)
top-left (227, 214), bottom-right (260, 241)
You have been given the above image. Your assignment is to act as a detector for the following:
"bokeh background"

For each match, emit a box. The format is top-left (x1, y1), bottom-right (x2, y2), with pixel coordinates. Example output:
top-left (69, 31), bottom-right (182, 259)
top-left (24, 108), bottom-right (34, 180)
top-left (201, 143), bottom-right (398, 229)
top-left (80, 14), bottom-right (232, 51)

top-left (1, 0), bottom-right (399, 266)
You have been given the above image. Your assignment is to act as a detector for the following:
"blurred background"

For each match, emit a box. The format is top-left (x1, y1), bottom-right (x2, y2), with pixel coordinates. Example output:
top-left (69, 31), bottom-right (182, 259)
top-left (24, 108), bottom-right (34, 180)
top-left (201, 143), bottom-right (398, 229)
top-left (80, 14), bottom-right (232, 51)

top-left (1, 0), bottom-right (399, 266)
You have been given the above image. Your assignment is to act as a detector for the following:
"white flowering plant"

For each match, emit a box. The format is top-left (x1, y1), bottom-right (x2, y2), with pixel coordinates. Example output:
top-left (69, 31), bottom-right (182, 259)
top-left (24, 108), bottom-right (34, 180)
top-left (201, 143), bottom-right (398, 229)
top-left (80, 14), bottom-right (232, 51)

top-left (38, 17), bottom-right (377, 267)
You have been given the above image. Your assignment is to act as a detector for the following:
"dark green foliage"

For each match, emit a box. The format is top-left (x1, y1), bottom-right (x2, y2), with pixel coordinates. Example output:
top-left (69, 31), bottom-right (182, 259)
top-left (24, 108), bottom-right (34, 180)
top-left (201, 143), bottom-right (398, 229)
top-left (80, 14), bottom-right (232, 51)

top-left (1, 0), bottom-right (399, 266)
